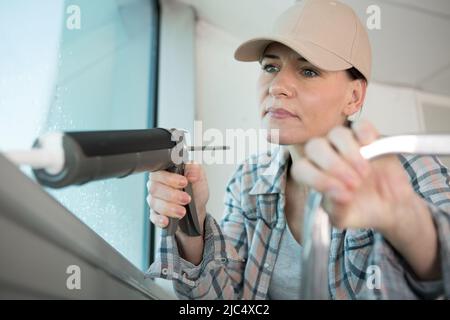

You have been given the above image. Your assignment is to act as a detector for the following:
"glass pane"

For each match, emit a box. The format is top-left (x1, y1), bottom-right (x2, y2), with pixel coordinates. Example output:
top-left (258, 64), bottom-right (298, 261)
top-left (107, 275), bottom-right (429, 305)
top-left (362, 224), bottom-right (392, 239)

top-left (0, 0), bottom-right (157, 270)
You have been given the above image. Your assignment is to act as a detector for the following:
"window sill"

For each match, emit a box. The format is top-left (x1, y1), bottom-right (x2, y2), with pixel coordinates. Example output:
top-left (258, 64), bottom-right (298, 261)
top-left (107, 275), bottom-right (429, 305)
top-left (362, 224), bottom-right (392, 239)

top-left (0, 154), bottom-right (171, 299)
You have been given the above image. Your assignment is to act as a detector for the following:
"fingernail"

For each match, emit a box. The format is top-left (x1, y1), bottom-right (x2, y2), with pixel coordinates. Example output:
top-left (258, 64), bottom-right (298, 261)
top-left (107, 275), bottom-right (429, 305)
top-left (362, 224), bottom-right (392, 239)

top-left (179, 179), bottom-right (187, 187)
top-left (176, 207), bottom-right (186, 217)
top-left (329, 187), bottom-right (349, 202)
top-left (187, 173), bottom-right (198, 183)
top-left (329, 188), bottom-right (340, 199)
top-left (180, 194), bottom-right (191, 204)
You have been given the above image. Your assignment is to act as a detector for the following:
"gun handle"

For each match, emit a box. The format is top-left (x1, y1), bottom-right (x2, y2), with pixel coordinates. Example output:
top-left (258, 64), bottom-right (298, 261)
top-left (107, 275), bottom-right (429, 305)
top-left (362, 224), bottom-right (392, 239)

top-left (165, 165), bottom-right (202, 237)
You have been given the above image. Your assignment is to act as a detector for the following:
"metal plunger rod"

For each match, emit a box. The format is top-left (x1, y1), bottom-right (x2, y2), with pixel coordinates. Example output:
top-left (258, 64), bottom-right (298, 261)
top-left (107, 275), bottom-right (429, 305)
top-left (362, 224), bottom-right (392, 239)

top-left (189, 146), bottom-right (230, 151)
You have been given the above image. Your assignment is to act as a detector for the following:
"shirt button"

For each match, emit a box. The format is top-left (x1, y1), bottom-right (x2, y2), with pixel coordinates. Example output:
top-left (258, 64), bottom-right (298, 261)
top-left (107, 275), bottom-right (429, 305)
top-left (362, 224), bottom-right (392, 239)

top-left (264, 263), bottom-right (270, 269)
top-left (162, 268), bottom-right (168, 275)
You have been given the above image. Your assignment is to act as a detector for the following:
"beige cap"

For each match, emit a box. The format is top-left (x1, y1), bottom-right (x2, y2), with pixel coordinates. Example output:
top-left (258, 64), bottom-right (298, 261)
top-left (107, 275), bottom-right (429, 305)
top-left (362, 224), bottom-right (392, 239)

top-left (234, 0), bottom-right (372, 81)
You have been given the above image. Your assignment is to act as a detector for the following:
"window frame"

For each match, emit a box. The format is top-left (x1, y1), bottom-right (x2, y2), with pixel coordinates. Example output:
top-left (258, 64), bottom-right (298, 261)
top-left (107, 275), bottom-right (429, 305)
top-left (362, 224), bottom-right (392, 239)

top-left (146, 0), bottom-right (161, 268)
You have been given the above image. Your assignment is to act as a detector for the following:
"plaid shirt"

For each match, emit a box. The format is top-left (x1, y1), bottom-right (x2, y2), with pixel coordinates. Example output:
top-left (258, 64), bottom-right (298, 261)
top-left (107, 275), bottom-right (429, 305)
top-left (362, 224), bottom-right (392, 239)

top-left (146, 146), bottom-right (450, 299)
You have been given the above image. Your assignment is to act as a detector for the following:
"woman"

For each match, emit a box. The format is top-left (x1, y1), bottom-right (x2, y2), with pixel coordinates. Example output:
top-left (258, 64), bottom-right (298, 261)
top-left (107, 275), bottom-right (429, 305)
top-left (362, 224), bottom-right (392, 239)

top-left (146, 0), bottom-right (450, 299)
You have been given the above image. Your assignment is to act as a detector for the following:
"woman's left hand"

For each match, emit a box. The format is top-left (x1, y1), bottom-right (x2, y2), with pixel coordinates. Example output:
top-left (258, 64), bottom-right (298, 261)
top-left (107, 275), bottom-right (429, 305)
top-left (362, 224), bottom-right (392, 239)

top-left (291, 120), bottom-right (416, 234)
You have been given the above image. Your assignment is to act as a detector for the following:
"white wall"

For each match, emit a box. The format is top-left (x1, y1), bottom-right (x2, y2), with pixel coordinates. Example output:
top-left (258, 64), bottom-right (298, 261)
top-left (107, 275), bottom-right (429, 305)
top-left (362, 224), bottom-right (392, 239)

top-left (195, 21), bottom-right (263, 221)
top-left (194, 20), bottom-right (450, 222)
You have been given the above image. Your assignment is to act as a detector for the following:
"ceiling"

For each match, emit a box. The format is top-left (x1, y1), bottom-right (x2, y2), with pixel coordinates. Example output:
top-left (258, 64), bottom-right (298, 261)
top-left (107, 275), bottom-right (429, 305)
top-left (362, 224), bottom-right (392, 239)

top-left (176, 0), bottom-right (450, 96)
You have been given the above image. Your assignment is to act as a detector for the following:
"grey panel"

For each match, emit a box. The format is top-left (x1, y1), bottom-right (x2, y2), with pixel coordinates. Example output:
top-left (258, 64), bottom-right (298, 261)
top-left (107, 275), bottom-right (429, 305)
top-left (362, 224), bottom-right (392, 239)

top-left (422, 103), bottom-right (450, 134)
top-left (422, 103), bottom-right (450, 169)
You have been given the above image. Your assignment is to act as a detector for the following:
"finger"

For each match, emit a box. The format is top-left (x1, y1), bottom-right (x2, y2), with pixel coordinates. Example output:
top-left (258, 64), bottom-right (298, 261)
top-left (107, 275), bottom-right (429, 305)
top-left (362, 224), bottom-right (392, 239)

top-left (351, 119), bottom-right (379, 146)
top-left (304, 137), bottom-right (362, 190)
top-left (148, 170), bottom-right (188, 189)
top-left (322, 197), bottom-right (351, 229)
top-left (147, 195), bottom-right (186, 219)
top-left (327, 126), bottom-right (370, 177)
top-left (148, 181), bottom-right (191, 205)
top-left (150, 211), bottom-right (169, 228)
top-left (291, 158), bottom-right (353, 204)
top-left (184, 162), bottom-right (203, 183)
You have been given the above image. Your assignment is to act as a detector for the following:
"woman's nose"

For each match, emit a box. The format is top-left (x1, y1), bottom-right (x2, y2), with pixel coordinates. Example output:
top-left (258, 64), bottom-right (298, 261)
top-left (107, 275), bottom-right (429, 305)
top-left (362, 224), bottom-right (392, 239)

top-left (268, 72), bottom-right (295, 98)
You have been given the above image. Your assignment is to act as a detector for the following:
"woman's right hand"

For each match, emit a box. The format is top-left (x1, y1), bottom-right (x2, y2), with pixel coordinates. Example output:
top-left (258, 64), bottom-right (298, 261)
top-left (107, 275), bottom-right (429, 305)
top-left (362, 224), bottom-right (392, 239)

top-left (147, 163), bottom-right (209, 235)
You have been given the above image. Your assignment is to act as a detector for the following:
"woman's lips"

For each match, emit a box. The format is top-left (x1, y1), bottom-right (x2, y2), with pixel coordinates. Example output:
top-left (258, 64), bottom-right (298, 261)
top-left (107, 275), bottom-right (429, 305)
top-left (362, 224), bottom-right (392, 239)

top-left (266, 108), bottom-right (298, 119)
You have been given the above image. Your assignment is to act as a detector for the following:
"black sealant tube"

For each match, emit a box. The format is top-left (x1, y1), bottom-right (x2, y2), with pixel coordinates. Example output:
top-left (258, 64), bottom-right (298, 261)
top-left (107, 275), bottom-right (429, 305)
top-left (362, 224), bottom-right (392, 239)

top-left (32, 128), bottom-right (201, 236)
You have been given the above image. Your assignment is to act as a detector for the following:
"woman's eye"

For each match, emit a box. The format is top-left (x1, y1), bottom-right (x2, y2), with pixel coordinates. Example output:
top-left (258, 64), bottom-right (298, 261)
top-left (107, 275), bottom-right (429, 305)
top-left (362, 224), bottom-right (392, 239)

top-left (262, 64), bottom-right (279, 73)
top-left (302, 69), bottom-right (319, 78)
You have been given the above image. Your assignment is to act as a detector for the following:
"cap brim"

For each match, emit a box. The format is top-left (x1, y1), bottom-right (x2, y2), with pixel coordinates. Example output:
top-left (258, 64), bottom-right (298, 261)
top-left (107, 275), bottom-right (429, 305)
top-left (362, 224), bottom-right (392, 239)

top-left (234, 35), bottom-right (352, 72)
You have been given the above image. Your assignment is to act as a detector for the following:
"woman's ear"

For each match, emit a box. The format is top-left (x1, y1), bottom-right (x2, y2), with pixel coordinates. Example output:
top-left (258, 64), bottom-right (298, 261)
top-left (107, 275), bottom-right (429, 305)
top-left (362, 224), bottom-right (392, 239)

top-left (343, 79), bottom-right (367, 116)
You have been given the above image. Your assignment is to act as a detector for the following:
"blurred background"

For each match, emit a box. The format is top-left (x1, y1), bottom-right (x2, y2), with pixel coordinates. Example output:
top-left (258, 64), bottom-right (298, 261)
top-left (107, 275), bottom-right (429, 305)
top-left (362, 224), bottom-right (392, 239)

top-left (0, 0), bottom-right (449, 299)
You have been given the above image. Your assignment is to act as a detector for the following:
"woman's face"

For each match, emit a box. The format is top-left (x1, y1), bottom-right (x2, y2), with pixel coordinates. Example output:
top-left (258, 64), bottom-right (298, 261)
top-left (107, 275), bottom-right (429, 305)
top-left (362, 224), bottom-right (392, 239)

top-left (257, 42), bottom-right (364, 145)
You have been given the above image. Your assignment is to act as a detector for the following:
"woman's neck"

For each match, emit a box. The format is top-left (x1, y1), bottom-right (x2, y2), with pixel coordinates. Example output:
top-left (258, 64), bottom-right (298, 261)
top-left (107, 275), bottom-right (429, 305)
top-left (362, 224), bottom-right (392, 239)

top-left (287, 144), bottom-right (305, 164)
top-left (286, 144), bottom-right (306, 188)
